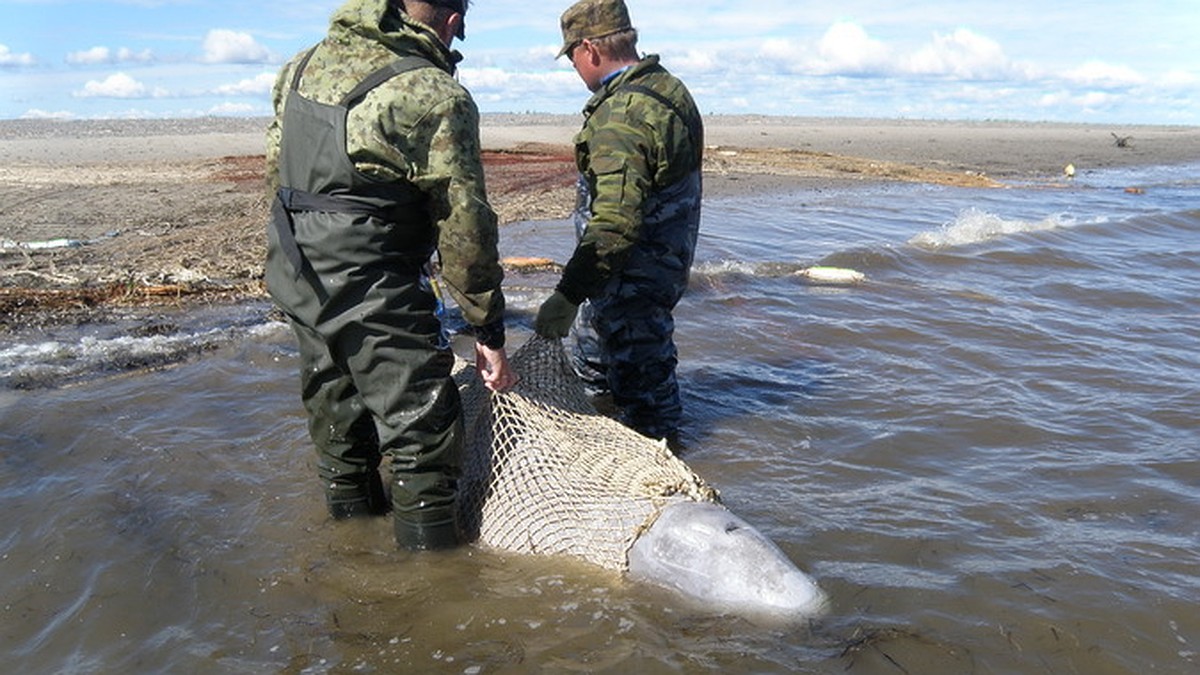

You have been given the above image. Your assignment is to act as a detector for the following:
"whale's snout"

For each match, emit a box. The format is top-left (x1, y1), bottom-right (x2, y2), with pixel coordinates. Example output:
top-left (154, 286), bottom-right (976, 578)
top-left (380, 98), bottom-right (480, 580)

top-left (627, 501), bottom-right (828, 619)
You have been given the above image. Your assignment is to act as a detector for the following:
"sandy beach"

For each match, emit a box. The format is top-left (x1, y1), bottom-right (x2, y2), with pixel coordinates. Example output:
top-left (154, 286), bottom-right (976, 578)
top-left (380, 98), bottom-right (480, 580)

top-left (2, 115), bottom-right (1198, 330)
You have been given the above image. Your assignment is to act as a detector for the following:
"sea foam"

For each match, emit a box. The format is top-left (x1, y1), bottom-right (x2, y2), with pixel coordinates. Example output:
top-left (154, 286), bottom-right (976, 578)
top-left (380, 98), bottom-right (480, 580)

top-left (908, 207), bottom-right (1086, 248)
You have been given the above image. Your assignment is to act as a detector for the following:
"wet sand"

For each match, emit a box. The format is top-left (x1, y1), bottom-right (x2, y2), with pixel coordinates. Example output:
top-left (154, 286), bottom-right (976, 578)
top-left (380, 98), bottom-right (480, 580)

top-left (2, 115), bottom-right (1197, 330)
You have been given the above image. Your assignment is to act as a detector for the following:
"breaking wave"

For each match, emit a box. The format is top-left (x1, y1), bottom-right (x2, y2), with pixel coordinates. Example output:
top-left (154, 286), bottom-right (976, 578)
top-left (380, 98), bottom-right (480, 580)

top-left (0, 321), bottom-right (282, 389)
top-left (908, 207), bottom-right (1096, 248)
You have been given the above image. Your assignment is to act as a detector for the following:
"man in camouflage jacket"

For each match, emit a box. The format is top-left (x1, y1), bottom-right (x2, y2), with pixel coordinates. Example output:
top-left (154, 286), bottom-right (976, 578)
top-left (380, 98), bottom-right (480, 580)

top-left (265, 0), bottom-right (515, 551)
top-left (535, 0), bottom-right (704, 447)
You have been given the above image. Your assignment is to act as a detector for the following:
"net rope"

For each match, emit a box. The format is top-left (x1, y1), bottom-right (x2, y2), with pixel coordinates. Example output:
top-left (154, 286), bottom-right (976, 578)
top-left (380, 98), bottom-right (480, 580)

top-left (454, 335), bottom-right (719, 570)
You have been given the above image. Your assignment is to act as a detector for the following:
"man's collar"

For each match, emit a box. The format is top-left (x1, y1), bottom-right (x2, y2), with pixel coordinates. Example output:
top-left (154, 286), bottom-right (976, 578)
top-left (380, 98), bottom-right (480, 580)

top-left (600, 64), bottom-right (633, 87)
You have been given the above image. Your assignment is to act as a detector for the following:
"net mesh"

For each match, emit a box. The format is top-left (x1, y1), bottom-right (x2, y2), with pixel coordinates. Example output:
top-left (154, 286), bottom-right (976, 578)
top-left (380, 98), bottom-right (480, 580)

top-left (454, 336), bottom-right (719, 571)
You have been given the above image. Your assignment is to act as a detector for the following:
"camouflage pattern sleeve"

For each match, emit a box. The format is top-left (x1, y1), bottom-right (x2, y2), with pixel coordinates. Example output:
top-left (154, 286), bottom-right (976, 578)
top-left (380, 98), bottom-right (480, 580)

top-left (407, 93), bottom-right (505, 328)
top-left (558, 103), bottom-right (654, 304)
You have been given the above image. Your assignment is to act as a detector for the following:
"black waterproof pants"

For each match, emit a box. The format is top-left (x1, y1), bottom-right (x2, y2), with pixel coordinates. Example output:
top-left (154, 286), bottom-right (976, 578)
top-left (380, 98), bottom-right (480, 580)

top-left (266, 202), bottom-right (463, 547)
top-left (287, 293), bottom-right (463, 524)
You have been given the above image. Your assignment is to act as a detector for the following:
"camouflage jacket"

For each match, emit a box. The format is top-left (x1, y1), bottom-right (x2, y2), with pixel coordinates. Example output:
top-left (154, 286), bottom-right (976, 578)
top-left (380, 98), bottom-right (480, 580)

top-left (265, 0), bottom-right (503, 328)
top-left (558, 55), bottom-right (704, 304)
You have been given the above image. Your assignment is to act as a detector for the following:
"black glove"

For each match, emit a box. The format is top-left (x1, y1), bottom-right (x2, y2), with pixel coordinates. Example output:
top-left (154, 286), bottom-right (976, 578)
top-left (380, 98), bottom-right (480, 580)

top-left (535, 291), bottom-right (579, 338)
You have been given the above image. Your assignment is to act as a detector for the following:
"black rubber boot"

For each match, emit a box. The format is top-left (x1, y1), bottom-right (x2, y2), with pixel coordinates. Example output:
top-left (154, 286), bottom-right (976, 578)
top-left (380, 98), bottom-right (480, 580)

top-left (325, 470), bottom-right (389, 520)
top-left (390, 466), bottom-right (461, 550)
top-left (392, 507), bottom-right (461, 551)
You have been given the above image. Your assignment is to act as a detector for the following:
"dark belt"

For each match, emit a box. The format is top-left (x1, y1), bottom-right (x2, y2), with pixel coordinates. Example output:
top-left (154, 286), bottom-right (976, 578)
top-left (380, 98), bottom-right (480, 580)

top-left (277, 187), bottom-right (393, 217)
top-left (271, 187), bottom-right (395, 281)
top-left (271, 187), bottom-right (432, 304)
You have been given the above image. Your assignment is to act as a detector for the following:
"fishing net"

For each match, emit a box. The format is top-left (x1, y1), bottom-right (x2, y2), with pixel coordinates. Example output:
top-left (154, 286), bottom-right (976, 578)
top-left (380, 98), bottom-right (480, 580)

top-left (454, 335), bottom-right (719, 570)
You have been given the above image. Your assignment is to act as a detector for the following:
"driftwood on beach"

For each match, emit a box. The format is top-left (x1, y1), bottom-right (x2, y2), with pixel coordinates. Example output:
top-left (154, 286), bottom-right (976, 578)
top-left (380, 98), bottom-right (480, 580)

top-left (2, 116), bottom-right (1197, 332)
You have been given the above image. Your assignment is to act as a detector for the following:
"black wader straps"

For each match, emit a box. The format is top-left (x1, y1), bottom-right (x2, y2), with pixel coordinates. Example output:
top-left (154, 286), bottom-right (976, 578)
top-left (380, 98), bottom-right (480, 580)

top-left (270, 191), bottom-right (329, 303)
top-left (291, 48), bottom-right (431, 106)
top-left (291, 47), bottom-right (318, 92)
top-left (273, 53), bottom-right (436, 297)
top-left (271, 194), bottom-right (306, 280)
top-left (340, 56), bottom-right (434, 108)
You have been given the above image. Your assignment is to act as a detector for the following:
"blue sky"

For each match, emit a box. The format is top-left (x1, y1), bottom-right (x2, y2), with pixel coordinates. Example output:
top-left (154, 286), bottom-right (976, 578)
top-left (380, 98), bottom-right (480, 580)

top-left (2, 0), bottom-right (1197, 124)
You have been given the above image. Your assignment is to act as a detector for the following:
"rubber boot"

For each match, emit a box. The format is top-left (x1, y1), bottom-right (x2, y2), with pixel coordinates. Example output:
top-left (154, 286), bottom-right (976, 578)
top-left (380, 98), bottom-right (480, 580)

top-left (325, 470), bottom-right (389, 520)
top-left (392, 506), bottom-right (461, 551)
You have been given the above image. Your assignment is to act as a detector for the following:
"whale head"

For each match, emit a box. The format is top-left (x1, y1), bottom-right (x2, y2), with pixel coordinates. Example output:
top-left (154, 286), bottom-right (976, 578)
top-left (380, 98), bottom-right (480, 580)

top-left (627, 501), bottom-right (828, 621)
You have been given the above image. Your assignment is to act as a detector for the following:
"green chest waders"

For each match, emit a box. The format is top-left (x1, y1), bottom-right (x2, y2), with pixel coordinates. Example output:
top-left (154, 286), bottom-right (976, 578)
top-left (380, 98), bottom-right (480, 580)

top-left (266, 49), bottom-right (467, 550)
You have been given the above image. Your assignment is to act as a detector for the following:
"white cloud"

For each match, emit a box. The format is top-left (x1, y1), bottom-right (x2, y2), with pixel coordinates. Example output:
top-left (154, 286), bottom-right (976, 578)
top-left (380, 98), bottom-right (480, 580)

top-left (68, 47), bottom-right (112, 65)
top-left (1036, 88), bottom-right (1121, 114)
top-left (813, 22), bottom-right (891, 75)
top-left (68, 46), bottom-right (156, 65)
top-left (202, 29), bottom-right (272, 64)
top-left (460, 67), bottom-right (583, 111)
top-left (761, 36), bottom-right (876, 79)
top-left (1062, 61), bottom-right (1145, 87)
top-left (509, 44), bottom-right (562, 69)
top-left (459, 67), bottom-right (577, 94)
top-left (0, 44), bottom-right (36, 66)
top-left (757, 38), bottom-right (806, 68)
top-left (21, 109), bottom-right (76, 120)
top-left (670, 49), bottom-right (720, 73)
top-left (208, 102), bottom-right (260, 115)
top-left (3, 3), bottom-right (1195, 124)
top-left (1037, 91), bottom-right (1071, 108)
top-left (1078, 91), bottom-right (1117, 109)
top-left (213, 72), bottom-right (276, 96)
top-left (116, 47), bottom-right (155, 63)
top-left (906, 28), bottom-right (1010, 79)
top-left (75, 72), bottom-right (168, 99)
top-left (752, 22), bottom-right (1020, 81)
top-left (1159, 69), bottom-right (1198, 87)
top-left (77, 72), bottom-right (145, 98)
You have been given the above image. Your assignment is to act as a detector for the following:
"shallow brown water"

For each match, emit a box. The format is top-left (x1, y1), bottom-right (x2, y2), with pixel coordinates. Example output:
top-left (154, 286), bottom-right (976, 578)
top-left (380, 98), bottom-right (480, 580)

top-left (2, 164), bottom-right (1198, 672)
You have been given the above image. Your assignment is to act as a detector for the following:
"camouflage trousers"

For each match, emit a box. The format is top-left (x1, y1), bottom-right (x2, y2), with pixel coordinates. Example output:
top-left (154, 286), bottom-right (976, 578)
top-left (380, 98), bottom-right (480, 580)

top-left (570, 294), bottom-right (683, 441)
top-left (567, 173), bottom-right (701, 441)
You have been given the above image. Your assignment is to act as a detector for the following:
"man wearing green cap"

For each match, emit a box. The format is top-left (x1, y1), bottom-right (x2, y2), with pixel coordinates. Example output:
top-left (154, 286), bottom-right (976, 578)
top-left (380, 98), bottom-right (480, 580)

top-left (535, 0), bottom-right (704, 449)
top-left (265, 0), bottom-right (517, 551)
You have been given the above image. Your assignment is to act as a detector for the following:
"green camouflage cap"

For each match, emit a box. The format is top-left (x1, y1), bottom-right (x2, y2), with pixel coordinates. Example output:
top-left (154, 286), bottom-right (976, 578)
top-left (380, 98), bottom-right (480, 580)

top-left (557, 0), bottom-right (632, 58)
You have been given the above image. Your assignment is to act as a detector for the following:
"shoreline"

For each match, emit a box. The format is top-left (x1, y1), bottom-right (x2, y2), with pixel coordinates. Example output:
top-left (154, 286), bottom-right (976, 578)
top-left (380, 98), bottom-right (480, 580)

top-left (3, 115), bottom-right (1199, 333)
top-left (4, 115), bottom-right (1199, 176)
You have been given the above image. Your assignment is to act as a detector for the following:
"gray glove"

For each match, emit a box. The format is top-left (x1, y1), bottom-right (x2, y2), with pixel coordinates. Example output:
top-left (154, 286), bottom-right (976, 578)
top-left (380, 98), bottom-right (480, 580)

top-left (535, 291), bottom-right (579, 338)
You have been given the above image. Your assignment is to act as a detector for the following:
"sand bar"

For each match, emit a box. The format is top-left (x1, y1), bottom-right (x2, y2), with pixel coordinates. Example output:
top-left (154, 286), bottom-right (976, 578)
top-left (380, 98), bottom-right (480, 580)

top-left (3, 115), bottom-right (1198, 178)
top-left (2, 115), bottom-right (1198, 330)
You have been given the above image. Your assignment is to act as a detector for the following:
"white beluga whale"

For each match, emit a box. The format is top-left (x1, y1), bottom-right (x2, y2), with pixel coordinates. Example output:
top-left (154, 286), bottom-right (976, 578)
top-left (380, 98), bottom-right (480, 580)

top-left (628, 501), bottom-right (827, 618)
top-left (795, 265), bottom-right (866, 285)
top-left (455, 336), bottom-right (827, 620)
